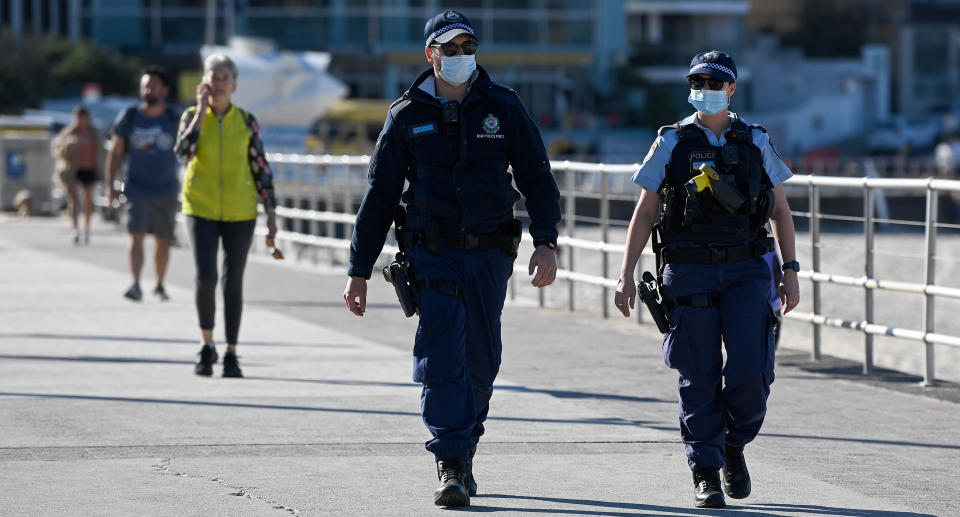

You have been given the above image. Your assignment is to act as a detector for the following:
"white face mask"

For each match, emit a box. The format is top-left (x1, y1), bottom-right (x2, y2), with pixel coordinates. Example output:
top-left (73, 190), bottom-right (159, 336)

top-left (688, 88), bottom-right (729, 116)
top-left (438, 55), bottom-right (476, 87)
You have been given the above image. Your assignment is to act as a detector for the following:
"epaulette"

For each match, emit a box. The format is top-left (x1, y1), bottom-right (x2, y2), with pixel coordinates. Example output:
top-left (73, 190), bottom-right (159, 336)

top-left (657, 124), bottom-right (679, 137)
top-left (490, 82), bottom-right (518, 95)
top-left (389, 94), bottom-right (411, 117)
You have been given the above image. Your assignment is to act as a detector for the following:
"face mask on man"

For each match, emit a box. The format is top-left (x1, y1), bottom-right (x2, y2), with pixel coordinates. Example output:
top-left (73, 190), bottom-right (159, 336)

top-left (688, 88), bottom-right (729, 116)
top-left (438, 55), bottom-right (476, 87)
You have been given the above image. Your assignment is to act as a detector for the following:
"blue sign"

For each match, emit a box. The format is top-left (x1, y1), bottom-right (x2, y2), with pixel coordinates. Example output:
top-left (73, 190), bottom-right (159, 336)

top-left (6, 151), bottom-right (26, 180)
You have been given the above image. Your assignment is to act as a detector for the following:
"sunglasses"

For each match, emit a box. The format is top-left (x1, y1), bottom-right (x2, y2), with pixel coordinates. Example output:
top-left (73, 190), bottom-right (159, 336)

top-left (689, 77), bottom-right (725, 90)
top-left (430, 40), bottom-right (479, 57)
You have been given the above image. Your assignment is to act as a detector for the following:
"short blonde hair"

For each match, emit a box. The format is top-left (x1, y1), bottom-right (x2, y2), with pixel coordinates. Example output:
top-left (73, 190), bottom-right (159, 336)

top-left (203, 53), bottom-right (238, 80)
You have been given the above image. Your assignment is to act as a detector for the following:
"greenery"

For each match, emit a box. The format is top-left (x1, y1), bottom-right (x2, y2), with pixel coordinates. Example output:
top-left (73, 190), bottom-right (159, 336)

top-left (0, 31), bottom-right (143, 114)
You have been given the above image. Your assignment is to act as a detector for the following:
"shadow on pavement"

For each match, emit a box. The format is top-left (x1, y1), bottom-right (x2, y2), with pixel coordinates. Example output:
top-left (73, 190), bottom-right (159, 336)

top-left (0, 392), bottom-right (662, 427)
top-left (245, 376), bottom-right (675, 404)
top-left (0, 354), bottom-right (195, 365)
top-left (0, 332), bottom-right (353, 348)
top-left (760, 432), bottom-right (960, 451)
top-left (247, 299), bottom-right (399, 310)
top-left (468, 495), bottom-right (937, 516)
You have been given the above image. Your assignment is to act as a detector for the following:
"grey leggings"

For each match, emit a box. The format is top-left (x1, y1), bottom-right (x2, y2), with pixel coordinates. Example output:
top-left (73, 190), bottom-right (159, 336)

top-left (186, 216), bottom-right (256, 345)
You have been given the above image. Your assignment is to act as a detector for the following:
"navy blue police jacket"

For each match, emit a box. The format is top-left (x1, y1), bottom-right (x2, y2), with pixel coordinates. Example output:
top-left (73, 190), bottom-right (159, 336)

top-left (347, 66), bottom-right (561, 279)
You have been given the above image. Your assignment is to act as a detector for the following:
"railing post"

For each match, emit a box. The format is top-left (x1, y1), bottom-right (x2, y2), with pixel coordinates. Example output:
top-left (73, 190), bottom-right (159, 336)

top-left (810, 181), bottom-right (822, 361)
top-left (565, 163), bottom-right (576, 312)
top-left (863, 184), bottom-right (875, 375)
top-left (922, 181), bottom-right (938, 386)
top-left (601, 167), bottom-right (610, 319)
top-left (325, 164), bottom-right (335, 239)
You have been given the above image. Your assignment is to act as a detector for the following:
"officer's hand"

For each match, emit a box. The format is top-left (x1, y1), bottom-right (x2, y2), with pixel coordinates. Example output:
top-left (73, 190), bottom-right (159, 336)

top-left (614, 276), bottom-right (636, 318)
top-left (528, 245), bottom-right (558, 288)
top-left (780, 271), bottom-right (800, 314)
top-left (343, 276), bottom-right (367, 317)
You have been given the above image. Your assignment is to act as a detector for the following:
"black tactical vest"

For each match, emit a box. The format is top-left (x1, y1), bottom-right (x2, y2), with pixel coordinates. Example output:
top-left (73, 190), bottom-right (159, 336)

top-left (656, 116), bottom-right (774, 247)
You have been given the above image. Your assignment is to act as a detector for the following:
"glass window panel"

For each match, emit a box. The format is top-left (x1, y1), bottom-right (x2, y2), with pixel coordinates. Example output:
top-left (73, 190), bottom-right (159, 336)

top-left (492, 17), bottom-right (538, 44)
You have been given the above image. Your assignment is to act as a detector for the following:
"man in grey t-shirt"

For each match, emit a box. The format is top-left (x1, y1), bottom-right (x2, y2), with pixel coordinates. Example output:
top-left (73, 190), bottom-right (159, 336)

top-left (105, 66), bottom-right (181, 302)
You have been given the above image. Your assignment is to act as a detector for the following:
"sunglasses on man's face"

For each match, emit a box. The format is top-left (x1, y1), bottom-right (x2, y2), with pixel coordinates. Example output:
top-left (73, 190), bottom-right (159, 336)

top-left (430, 40), bottom-right (479, 57)
top-left (689, 76), bottom-right (725, 90)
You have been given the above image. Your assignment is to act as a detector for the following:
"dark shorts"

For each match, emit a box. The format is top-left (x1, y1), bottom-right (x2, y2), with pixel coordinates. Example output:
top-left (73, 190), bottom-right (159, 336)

top-left (126, 190), bottom-right (178, 240)
top-left (76, 168), bottom-right (97, 186)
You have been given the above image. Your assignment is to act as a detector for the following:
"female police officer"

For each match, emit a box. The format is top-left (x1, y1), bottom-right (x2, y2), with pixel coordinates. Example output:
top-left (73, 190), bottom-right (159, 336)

top-left (342, 10), bottom-right (561, 508)
top-left (614, 51), bottom-right (800, 509)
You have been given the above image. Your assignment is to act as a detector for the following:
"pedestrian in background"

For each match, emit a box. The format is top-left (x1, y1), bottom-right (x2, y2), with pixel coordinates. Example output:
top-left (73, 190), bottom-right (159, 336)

top-left (614, 50), bottom-right (800, 509)
top-left (52, 105), bottom-right (102, 245)
top-left (105, 66), bottom-right (181, 302)
top-left (175, 53), bottom-right (278, 378)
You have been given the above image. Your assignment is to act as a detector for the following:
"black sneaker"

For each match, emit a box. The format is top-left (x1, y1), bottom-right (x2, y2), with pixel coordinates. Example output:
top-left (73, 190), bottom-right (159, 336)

top-left (465, 446), bottom-right (478, 496)
top-left (153, 284), bottom-right (169, 301)
top-left (434, 458), bottom-right (470, 507)
top-left (692, 468), bottom-right (725, 508)
top-left (721, 445), bottom-right (751, 499)
top-left (124, 283), bottom-right (142, 302)
top-left (194, 344), bottom-right (218, 376)
top-left (222, 352), bottom-right (243, 378)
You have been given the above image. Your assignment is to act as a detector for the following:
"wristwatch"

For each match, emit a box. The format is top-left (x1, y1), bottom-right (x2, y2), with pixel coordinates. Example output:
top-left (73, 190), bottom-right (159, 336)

top-left (533, 238), bottom-right (557, 250)
top-left (781, 260), bottom-right (800, 272)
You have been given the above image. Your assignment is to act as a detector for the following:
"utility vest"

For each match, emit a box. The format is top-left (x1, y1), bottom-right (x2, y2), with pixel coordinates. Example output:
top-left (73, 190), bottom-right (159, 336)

top-left (656, 116), bottom-right (775, 249)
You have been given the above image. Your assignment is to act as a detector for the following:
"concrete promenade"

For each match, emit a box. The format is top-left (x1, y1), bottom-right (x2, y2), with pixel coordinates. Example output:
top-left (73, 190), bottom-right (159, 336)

top-left (0, 216), bottom-right (957, 516)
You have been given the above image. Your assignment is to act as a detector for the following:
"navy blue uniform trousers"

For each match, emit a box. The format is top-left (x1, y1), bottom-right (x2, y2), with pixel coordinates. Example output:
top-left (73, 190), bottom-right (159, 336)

top-left (408, 246), bottom-right (514, 461)
top-left (660, 258), bottom-right (777, 470)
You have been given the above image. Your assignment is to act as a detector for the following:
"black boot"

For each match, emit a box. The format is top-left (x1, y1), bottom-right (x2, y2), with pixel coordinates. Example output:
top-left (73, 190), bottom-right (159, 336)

top-left (721, 445), bottom-right (751, 499)
top-left (465, 446), bottom-right (478, 496)
top-left (194, 344), bottom-right (217, 376)
top-left (692, 468), bottom-right (726, 508)
top-left (434, 458), bottom-right (470, 507)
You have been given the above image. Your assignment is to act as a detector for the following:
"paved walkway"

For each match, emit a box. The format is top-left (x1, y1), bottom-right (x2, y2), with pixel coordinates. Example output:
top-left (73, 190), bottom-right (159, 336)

top-left (0, 216), bottom-right (957, 516)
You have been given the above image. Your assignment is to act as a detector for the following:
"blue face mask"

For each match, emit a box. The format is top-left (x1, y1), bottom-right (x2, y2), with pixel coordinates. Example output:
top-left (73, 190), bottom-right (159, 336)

top-left (438, 55), bottom-right (476, 87)
top-left (688, 88), bottom-right (729, 116)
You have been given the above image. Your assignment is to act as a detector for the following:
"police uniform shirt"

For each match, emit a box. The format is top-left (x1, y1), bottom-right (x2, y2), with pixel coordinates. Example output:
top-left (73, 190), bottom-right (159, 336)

top-left (632, 112), bottom-right (793, 192)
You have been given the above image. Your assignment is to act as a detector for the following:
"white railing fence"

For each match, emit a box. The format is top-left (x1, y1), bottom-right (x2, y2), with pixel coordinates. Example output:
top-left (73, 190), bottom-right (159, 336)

top-left (263, 153), bottom-right (960, 386)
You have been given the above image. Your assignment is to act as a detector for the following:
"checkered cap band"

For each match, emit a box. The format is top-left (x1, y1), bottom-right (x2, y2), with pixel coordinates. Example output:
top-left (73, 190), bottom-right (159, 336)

top-left (426, 23), bottom-right (475, 45)
top-left (689, 62), bottom-right (736, 80)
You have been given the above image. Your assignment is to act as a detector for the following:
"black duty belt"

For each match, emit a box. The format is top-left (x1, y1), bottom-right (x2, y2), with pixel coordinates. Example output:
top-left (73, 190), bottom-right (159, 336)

top-left (659, 238), bottom-right (774, 265)
top-left (398, 228), bottom-right (515, 254)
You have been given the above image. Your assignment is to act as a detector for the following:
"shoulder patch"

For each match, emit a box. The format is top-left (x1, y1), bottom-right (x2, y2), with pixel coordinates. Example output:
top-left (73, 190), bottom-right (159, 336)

top-left (641, 139), bottom-right (660, 166)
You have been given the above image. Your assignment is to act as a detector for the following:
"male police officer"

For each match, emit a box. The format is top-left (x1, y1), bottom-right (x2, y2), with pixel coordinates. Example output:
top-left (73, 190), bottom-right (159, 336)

top-left (613, 51), bottom-right (800, 508)
top-left (342, 10), bottom-right (561, 508)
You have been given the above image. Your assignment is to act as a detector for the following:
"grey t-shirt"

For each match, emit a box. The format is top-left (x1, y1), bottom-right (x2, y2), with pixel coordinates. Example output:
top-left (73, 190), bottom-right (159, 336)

top-left (111, 106), bottom-right (180, 196)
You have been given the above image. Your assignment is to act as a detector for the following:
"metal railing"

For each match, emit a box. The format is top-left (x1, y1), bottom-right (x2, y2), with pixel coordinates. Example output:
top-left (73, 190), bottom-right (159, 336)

top-left (264, 152), bottom-right (960, 385)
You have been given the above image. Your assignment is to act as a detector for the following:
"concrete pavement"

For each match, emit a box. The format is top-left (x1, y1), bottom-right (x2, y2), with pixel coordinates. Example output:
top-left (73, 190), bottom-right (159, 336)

top-left (0, 216), bottom-right (957, 516)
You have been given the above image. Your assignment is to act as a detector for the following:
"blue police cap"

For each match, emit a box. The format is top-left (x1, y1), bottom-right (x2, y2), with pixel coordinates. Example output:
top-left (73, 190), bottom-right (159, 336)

top-left (686, 50), bottom-right (737, 83)
top-left (424, 10), bottom-right (476, 47)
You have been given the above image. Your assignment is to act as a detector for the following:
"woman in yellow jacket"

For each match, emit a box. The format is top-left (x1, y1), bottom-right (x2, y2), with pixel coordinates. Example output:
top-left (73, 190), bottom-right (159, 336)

top-left (174, 53), bottom-right (278, 378)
